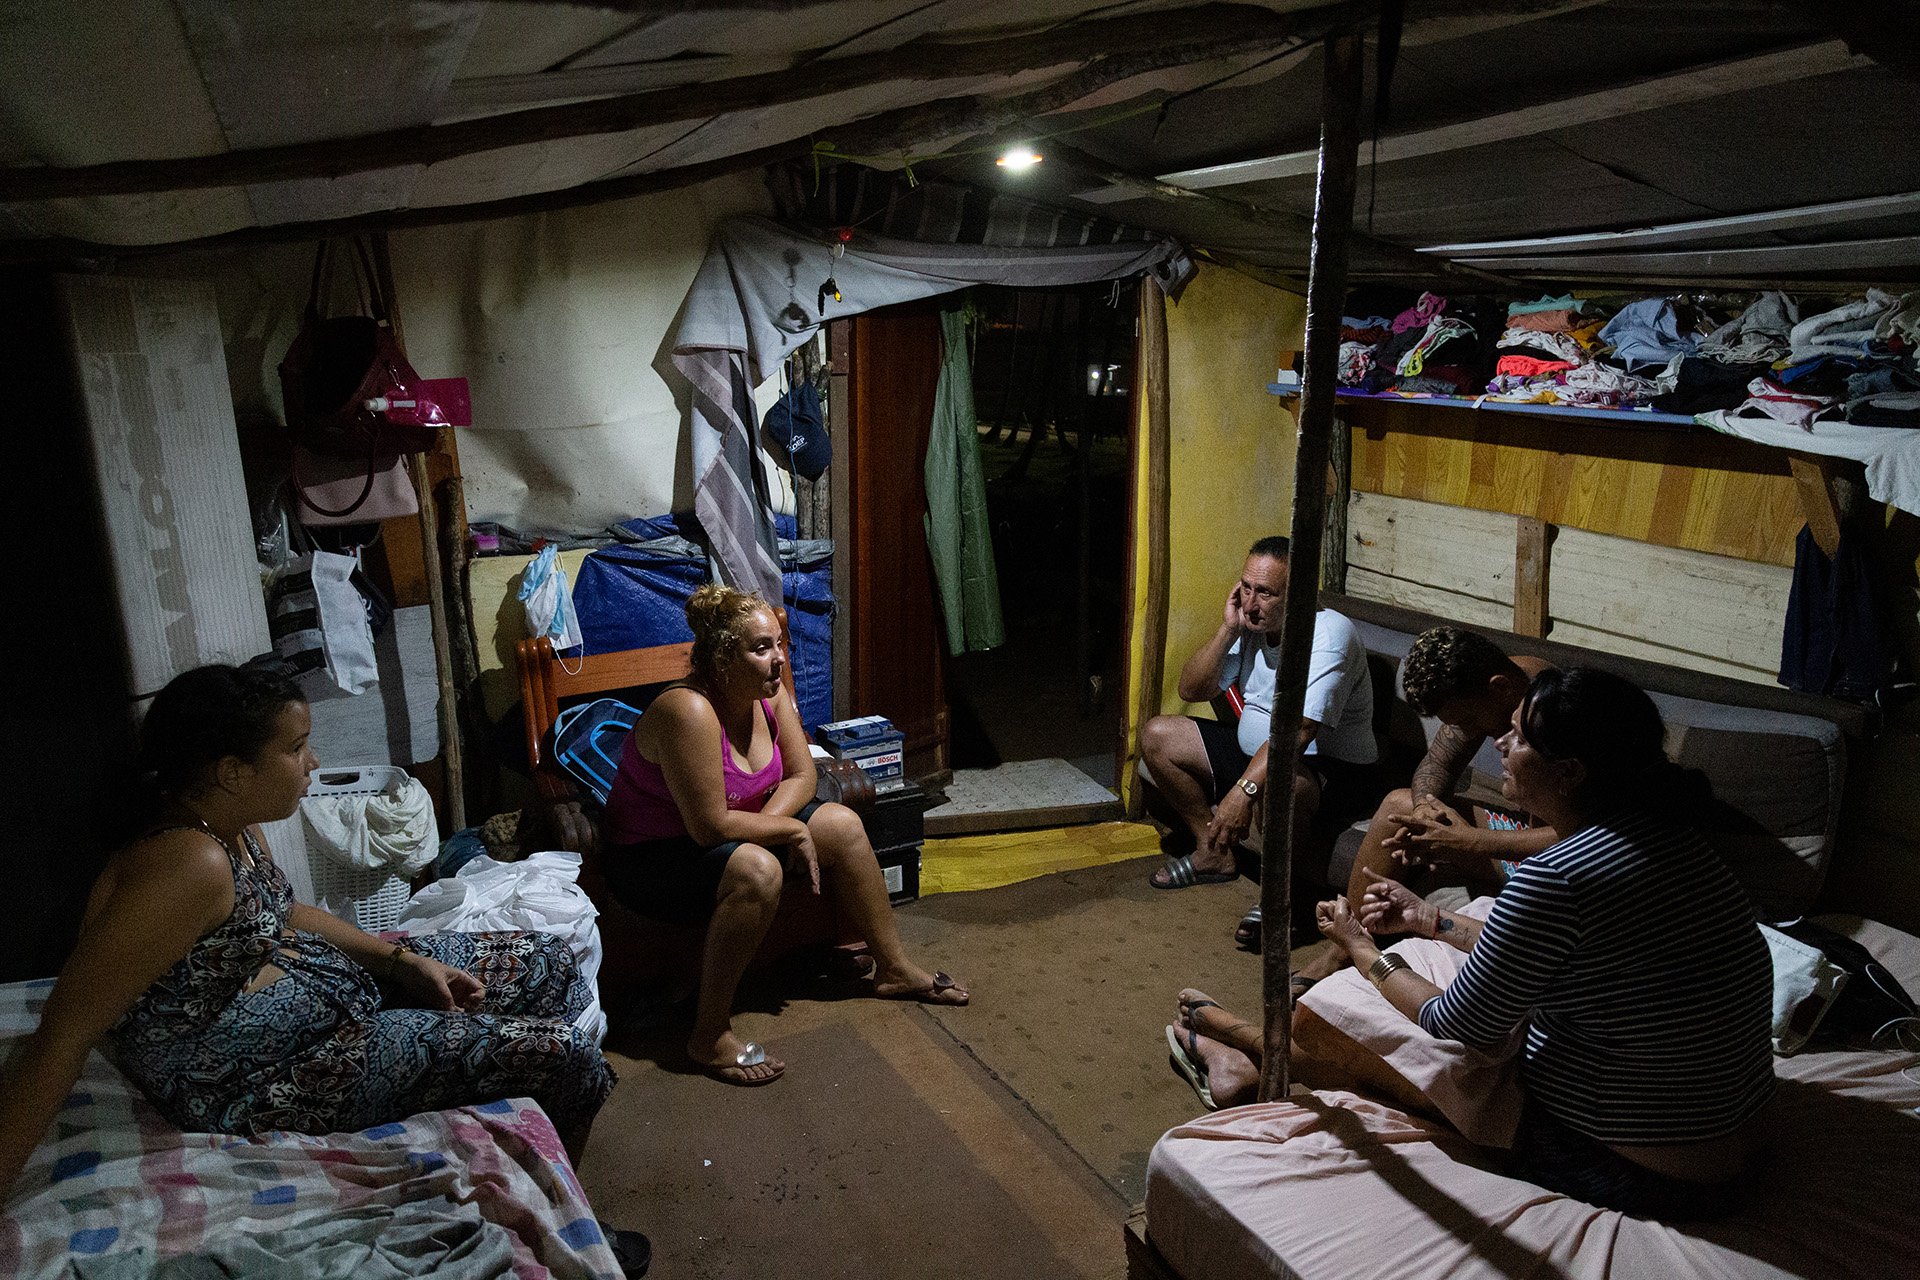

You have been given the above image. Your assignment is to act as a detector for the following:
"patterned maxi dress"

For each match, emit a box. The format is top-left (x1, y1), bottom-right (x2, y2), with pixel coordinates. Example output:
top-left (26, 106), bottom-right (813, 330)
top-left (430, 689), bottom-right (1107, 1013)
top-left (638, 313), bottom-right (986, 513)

top-left (106, 830), bottom-right (614, 1137)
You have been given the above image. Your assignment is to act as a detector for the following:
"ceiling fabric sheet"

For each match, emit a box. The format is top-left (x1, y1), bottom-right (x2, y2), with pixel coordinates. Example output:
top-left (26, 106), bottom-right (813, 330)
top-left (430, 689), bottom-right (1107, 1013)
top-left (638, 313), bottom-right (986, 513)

top-left (385, 174), bottom-right (778, 531)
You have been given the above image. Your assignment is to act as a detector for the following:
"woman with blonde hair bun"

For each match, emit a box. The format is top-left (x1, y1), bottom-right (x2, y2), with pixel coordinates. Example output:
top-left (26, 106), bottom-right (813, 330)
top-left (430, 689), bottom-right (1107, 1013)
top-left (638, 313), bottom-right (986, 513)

top-left (601, 584), bottom-right (969, 1085)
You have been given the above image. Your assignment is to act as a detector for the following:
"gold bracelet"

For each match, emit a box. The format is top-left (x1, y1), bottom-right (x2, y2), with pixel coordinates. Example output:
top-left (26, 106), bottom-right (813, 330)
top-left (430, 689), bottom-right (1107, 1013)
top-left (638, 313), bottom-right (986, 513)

top-left (1367, 953), bottom-right (1410, 988)
top-left (386, 942), bottom-right (408, 980)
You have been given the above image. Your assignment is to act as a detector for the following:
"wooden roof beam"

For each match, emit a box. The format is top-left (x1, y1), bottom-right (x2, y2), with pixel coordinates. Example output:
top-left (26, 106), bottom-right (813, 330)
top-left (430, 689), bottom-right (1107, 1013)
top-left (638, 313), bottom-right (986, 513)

top-left (1044, 141), bottom-right (1516, 289)
top-left (0, 2), bottom-right (1372, 203)
top-left (1156, 40), bottom-right (1869, 190)
top-left (0, 6), bottom-right (1370, 262)
top-left (1775, 0), bottom-right (1920, 80)
top-left (1420, 190), bottom-right (1920, 256)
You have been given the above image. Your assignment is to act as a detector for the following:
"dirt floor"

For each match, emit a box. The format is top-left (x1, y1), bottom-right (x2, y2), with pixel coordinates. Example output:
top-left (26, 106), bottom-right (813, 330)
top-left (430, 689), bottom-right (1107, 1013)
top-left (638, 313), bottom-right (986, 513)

top-left (579, 853), bottom-right (1331, 1279)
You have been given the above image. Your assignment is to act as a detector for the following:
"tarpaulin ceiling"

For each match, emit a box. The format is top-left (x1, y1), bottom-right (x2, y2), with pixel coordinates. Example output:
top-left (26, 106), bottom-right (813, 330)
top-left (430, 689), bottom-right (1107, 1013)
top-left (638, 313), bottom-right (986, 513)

top-left (3, 1), bottom-right (1915, 284)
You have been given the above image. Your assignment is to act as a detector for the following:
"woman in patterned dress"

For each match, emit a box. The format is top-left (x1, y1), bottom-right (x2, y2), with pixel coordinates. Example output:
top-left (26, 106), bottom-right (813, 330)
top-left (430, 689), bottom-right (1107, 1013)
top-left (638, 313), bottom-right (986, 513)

top-left (0, 662), bottom-right (617, 1203)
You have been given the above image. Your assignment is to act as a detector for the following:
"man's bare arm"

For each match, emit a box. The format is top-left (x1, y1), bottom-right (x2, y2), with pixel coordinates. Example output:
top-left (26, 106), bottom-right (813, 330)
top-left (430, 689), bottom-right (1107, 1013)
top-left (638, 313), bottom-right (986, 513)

top-left (1410, 721), bottom-right (1481, 803)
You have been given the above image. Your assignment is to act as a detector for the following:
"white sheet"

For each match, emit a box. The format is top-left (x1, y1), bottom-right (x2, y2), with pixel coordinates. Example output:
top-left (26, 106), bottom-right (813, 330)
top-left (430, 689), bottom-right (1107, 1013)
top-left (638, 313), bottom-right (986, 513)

top-left (1698, 409), bottom-right (1920, 518)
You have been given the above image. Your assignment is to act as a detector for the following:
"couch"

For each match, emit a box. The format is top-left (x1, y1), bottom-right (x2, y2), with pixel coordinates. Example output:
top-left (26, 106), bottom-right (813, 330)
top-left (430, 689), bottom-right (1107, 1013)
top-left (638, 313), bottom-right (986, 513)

top-left (1317, 591), bottom-right (1871, 919)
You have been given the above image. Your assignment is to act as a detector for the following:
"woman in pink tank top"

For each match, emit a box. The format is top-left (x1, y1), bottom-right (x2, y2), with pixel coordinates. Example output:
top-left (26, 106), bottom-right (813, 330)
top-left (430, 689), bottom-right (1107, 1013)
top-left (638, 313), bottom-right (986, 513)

top-left (601, 585), bottom-right (969, 1087)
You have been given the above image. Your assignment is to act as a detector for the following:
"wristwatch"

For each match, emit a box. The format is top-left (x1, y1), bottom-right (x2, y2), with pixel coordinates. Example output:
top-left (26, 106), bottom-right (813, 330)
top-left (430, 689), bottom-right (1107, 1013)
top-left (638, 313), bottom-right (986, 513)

top-left (1237, 777), bottom-right (1260, 798)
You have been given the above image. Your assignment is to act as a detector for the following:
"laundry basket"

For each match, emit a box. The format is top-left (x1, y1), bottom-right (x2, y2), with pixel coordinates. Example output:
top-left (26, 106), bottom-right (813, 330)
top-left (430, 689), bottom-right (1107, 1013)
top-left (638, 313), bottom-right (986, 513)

top-left (302, 765), bottom-right (417, 932)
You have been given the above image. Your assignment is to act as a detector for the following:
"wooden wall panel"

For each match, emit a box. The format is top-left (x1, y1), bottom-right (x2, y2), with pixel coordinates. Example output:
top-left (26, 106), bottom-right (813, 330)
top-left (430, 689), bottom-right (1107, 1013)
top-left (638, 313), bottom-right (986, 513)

top-left (1548, 524), bottom-right (1789, 675)
top-left (1345, 493), bottom-right (1789, 685)
top-left (1346, 401), bottom-right (1805, 566)
top-left (1348, 491), bottom-right (1514, 606)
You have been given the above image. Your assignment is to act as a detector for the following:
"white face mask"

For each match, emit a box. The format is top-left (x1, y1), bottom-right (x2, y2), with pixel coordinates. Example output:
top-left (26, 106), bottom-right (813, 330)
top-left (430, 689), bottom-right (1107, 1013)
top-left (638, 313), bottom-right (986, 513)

top-left (519, 544), bottom-right (583, 654)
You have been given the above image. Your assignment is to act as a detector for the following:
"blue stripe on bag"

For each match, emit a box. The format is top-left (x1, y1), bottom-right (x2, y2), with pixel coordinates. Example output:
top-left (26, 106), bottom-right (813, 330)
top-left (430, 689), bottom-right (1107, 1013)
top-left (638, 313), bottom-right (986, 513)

top-left (551, 698), bottom-right (642, 805)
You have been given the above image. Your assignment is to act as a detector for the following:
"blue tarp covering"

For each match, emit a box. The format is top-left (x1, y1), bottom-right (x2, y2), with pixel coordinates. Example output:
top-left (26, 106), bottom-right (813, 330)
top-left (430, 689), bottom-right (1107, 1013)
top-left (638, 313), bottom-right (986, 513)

top-left (570, 512), bottom-right (835, 734)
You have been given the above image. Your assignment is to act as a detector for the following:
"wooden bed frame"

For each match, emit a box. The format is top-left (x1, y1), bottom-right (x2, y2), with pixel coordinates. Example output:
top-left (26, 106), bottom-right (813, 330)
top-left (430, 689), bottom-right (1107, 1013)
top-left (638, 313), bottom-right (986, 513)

top-left (1125, 1204), bottom-right (1184, 1280)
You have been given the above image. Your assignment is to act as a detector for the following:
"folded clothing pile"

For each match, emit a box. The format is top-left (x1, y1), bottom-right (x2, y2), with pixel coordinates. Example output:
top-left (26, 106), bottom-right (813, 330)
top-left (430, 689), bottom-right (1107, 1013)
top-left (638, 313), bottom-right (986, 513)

top-left (1694, 289), bottom-right (1919, 431)
top-left (1336, 292), bottom-right (1501, 397)
top-left (1327, 287), bottom-right (1918, 428)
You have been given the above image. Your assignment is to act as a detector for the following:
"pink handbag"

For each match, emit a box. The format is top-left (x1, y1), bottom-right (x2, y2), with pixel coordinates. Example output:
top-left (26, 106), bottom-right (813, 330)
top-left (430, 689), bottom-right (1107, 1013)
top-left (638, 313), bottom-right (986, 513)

top-left (291, 443), bottom-right (419, 526)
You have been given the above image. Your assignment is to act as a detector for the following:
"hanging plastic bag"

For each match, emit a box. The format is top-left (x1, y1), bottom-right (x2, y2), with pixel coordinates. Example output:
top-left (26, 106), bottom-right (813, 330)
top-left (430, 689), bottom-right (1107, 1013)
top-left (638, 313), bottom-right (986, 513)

top-left (267, 550), bottom-right (378, 694)
top-left (397, 851), bottom-right (606, 1044)
top-left (518, 543), bottom-right (582, 653)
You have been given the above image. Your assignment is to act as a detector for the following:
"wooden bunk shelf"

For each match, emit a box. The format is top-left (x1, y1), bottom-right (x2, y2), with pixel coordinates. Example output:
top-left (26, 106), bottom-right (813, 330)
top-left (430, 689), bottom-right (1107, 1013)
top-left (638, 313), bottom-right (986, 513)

top-left (1270, 381), bottom-right (1811, 568)
top-left (1267, 384), bottom-right (1699, 429)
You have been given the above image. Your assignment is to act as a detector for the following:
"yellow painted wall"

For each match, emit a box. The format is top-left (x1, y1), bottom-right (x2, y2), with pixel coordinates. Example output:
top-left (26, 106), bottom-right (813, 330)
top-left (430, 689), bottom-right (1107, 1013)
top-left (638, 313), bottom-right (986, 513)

top-left (470, 548), bottom-right (595, 723)
top-left (1120, 264), bottom-right (1306, 803)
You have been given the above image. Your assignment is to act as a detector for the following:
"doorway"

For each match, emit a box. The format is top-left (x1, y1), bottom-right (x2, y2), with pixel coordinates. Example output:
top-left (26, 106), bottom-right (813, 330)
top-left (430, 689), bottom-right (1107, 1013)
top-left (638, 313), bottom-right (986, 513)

top-left (936, 281), bottom-right (1138, 831)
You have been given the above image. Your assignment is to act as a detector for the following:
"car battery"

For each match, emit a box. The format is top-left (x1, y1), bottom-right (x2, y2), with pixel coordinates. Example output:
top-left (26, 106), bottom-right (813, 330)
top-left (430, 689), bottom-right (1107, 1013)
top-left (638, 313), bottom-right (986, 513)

top-left (815, 715), bottom-right (906, 791)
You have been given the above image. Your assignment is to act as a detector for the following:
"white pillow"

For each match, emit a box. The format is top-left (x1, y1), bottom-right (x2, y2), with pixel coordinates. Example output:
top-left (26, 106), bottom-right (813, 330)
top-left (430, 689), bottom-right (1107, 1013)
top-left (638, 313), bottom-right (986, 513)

top-left (1758, 923), bottom-right (1850, 1055)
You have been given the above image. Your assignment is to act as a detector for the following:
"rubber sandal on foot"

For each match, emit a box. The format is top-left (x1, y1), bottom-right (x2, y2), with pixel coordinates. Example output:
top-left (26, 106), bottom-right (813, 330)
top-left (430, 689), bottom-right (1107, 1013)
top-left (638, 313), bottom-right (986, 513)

top-left (1165, 1024), bottom-right (1218, 1110)
top-left (1152, 854), bottom-right (1238, 889)
top-left (701, 1041), bottom-right (783, 1087)
top-left (1233, 904), bottom-right (1263, 951)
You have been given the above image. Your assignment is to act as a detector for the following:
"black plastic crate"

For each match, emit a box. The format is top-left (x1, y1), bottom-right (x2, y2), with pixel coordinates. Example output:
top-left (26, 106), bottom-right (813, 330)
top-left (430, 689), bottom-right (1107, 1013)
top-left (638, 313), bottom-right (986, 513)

top-left (862, 780), bottom-right (937, 852)
top-left (875, 841), bottom-right (921, 905)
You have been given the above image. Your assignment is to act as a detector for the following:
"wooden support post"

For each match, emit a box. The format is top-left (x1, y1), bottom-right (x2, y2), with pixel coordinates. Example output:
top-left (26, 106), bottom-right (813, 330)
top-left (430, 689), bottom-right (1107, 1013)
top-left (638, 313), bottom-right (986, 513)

top-left (1323, 414), bottom-right (1351, 595)
top-left (1258, 28), bottom-right (1365, 1104)
top-left (1788, 454), bottom-right (1846, 558)
top-left (1514, 516), bottom-right (1553, 638)
top-left (1126, 279), bottom-right (1173, 819)
top-left (371, 233), bottom-right (464, 833)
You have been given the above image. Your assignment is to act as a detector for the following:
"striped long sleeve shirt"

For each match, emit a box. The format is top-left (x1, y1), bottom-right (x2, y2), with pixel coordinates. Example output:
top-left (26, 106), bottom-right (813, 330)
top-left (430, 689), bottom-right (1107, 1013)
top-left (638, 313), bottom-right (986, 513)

top-left (1419, 811), bottom-right (1775, 1145)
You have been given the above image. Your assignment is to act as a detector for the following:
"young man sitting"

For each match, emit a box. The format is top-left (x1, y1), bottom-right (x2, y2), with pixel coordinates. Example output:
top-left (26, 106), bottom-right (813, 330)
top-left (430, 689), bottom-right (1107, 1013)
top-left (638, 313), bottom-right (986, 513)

top-left (1246, 625), bottom-right (1558, 965)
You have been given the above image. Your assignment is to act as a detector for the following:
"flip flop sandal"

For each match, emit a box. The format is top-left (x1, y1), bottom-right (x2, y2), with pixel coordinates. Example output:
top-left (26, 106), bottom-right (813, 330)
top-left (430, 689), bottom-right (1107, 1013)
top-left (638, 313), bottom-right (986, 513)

top-left (1290, 975), bottom-right (1318, 1002)
top-left (1233, 904), bottom-right (1263, 950)
top-left (882, 971), bottom-right (970, 1006)
top-left (1152, 853), bottom-right (1238, 889)
top-left (1164, 1024), bottom-right (1218, 1111)
top-left (597, 1222), bottom-right (653, 1278)
top-left (1177, 996), bottom-right (1221, 1033)
top-left (702, 1041), bottom-right (784, 1087)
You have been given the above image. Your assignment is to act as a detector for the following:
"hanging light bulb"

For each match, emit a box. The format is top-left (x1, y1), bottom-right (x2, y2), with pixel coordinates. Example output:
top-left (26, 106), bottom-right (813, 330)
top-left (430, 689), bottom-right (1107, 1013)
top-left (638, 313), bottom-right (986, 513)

top-left (996, 146), bottom-right (1043, 171)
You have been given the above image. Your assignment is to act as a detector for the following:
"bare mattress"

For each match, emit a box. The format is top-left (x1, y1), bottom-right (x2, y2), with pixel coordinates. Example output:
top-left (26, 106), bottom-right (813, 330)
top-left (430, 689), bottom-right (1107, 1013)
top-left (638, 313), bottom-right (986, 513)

top-left (1145, 916), bottom-right (1920, 1280)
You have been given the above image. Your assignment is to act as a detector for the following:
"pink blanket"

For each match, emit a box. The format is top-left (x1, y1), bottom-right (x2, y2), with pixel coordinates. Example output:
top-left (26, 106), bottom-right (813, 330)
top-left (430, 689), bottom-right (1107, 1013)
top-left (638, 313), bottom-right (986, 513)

top-left (1149, 916), bottom-right (1920, 1279)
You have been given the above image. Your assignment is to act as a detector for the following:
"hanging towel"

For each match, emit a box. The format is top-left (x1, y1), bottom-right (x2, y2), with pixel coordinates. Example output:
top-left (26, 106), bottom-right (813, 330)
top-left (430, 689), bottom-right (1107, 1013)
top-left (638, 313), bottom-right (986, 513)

top-left (923, 308), bottom-right (1006, 655)
top-left (302, 776), bottom-right (439, 877)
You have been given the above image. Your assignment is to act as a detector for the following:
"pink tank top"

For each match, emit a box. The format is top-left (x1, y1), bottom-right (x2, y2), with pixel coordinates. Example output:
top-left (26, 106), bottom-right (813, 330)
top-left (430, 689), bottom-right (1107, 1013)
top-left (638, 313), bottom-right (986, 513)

top-left (603, 697), bottom-right (783, 845)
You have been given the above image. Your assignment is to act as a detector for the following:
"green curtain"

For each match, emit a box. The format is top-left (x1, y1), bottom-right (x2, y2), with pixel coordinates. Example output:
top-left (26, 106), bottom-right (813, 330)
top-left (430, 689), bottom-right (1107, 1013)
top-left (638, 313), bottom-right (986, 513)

top-left (924, 308), bottom-right (1005, 654)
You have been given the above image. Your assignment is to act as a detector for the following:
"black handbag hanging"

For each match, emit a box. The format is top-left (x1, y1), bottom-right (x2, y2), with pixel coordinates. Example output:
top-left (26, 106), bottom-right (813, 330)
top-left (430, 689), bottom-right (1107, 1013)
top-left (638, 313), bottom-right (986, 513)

top-left (279, 238), bottom-right (440, 518)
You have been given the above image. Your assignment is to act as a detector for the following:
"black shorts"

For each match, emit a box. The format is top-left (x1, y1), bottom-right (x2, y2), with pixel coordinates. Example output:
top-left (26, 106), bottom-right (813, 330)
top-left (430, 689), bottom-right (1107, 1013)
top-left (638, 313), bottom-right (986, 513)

top-left (602, 799), bottom-right (823, 926)
top-left (1189, 715), bottom-right (1381, 830)
top-left (1506, 1097), bottom-right (1750, 1220)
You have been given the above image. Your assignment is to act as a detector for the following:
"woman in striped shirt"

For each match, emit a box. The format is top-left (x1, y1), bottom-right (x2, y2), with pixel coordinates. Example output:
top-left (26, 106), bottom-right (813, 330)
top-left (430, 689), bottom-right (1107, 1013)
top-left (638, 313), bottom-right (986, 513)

top-left (1318, 667), bottom-right (1775, 1218)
